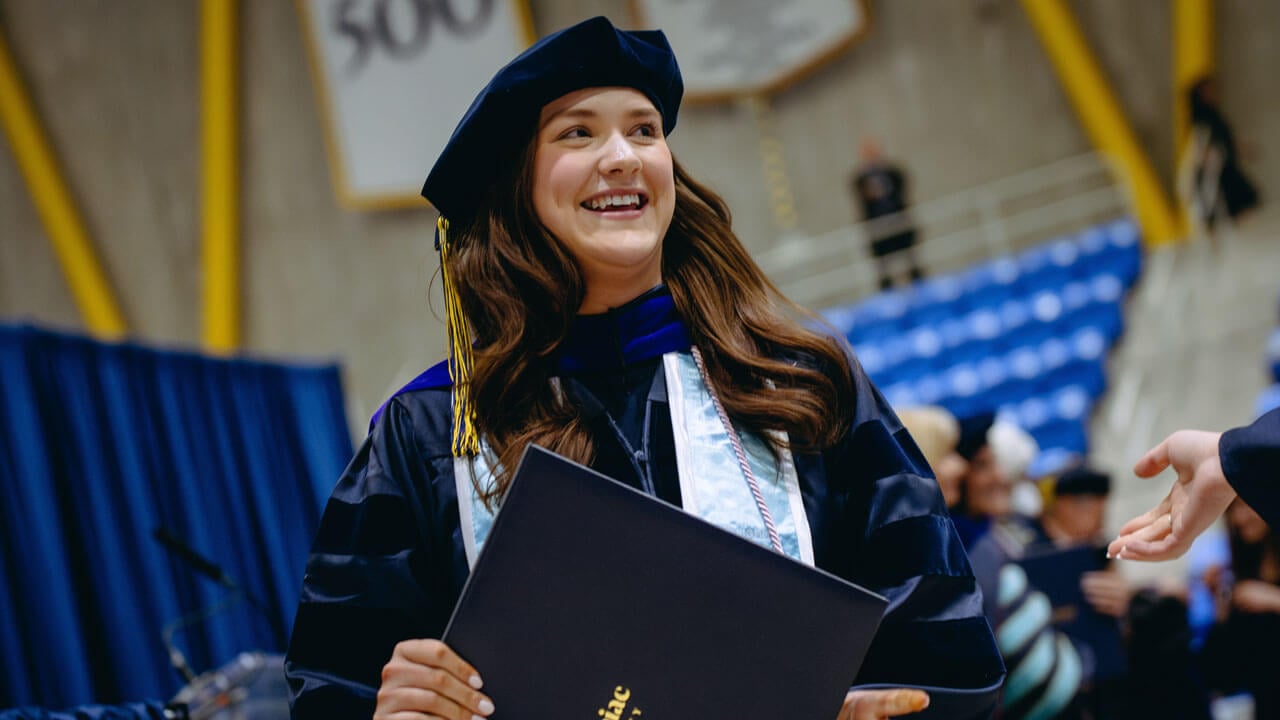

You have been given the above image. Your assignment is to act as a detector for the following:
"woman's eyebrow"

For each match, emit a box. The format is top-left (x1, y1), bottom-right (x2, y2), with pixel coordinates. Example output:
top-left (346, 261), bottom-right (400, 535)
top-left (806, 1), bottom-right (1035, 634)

top-left (541, 106), bottom-right (660, 129)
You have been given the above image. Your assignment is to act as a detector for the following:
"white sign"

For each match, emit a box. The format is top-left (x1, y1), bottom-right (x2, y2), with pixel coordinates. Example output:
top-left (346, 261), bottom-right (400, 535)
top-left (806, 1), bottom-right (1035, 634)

top-left (631, 0), bottom-right (868, 102)
top-left (298, 0), bottom-right (533, 209)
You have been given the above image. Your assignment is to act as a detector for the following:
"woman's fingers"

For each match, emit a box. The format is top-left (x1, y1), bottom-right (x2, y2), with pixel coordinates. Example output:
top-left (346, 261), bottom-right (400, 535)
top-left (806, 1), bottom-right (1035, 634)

top-left (396, 639), bottom-right (485, 691)
top-left (842, 689), bottom-right (930, 719)
top-left (1133, 436), bottom-right (1173, 478)
top-left (376, 640), bottom-right (494, 720)
top-left (377, 686), bottom-right (483, 720)
top-left (1108, 500), bottom-right (1173, 558)
top-left (1113, 534), bottom-right (1181, 562)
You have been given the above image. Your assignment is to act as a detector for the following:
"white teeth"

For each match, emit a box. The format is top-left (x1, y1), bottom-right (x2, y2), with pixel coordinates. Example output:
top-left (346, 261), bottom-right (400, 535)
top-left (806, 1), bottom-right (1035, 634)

top-left (586, 194), bottom-right (642, 210)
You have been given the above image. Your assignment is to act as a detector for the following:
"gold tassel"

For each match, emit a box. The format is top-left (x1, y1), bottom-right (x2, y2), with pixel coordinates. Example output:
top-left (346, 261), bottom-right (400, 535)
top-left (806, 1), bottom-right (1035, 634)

top-left (437, 215), bottom-right (480, 457)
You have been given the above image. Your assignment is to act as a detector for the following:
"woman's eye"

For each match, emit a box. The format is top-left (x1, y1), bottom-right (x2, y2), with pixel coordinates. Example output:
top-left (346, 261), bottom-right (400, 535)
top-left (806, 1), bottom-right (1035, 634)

top-left (558, 127), bottom-right (590, 140)
top-left (632, 123), bottom-right (660, 138)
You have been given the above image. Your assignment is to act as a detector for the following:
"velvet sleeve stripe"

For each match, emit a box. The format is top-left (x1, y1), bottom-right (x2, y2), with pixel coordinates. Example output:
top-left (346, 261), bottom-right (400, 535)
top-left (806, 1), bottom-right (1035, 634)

top-left (876, 573), bottom-right (985, 622)
top-left (855, 615), bottom-right (1004, 689)
top-left (309, 494), bottom-right (423, 555)
top-left (859, 514), bottom-right (974, 586)
top-left (863, 471), bottom-right (952, 527)
top-left (299, 549), bottom-right (431, 609)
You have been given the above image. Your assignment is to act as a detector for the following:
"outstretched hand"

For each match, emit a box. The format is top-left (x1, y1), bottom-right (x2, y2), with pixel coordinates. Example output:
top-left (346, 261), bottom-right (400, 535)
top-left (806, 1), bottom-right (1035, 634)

top-left (1106, 430), bottom-right (1236, 562)
top-left (839, 688), bottom-right (930, 720)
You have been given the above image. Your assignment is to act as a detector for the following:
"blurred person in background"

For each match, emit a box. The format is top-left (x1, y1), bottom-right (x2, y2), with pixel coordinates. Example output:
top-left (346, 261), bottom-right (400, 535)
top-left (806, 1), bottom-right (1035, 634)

top-left (1032, 468), bottom-right (1132, 718)
top-left (989, 422), bottom-right (1043, 519)
top-left (1181, 75), bottom-right (1260, 235)
top-left (1124, 589), bottom-right (1213, 720)
top-left (951, 413), bottom-right (1011, 549)
top-left (850, 138), bottom-right (923, 290)
top-left (962, 428), bottom-right (1087, 717)
top-left (1200, 498), bottom-right (1280, 718)
top-left (897, 406), bottom-right (966, 508)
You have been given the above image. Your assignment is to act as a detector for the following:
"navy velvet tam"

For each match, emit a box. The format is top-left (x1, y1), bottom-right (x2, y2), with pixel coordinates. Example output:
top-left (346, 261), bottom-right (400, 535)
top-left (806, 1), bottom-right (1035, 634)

top-left (1053, 466), bottom-right (1111, 497)
top-left (421, 16), bottom-right (684, 222)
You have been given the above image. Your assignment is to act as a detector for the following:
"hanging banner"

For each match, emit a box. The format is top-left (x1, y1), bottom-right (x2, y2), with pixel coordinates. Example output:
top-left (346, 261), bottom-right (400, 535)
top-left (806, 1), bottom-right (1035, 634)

top-left (629, 0), bottom-right (869, 103)
top-left (298, 0), bottom-right (534, 210)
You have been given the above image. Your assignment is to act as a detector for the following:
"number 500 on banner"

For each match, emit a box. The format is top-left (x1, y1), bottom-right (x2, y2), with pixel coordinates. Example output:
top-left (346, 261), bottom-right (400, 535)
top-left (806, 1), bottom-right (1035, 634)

top-left (298, 0), bottom-right (534, 210)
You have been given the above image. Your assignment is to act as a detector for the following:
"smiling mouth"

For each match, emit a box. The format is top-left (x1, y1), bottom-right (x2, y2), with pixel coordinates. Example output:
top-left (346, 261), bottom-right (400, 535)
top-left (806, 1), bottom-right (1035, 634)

top-left (581, 193), bottom-right (648, 212)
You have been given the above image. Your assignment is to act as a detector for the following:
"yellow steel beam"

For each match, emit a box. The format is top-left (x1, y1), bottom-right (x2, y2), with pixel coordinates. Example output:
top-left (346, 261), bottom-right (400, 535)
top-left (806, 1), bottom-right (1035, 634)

top-left (1021, 0), bottom-right (1182, 246)
top-left (1173, 0), bottom-right (1213, 230)
top-left (1174, 0), bottom-right (1213, 162)
top-left (201, 0), bottom-right (240, 352)
top-left (0, 30), bottom-right (127, 336)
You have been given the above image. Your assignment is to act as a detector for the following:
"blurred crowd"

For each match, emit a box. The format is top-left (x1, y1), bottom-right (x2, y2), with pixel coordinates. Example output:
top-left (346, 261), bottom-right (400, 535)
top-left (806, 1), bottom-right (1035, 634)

top-left (899, 406), bottom-right (1280, 720)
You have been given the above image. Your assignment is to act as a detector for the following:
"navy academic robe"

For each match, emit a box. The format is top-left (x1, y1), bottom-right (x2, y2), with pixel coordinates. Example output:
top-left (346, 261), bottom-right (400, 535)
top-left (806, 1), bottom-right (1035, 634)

top-left (1221, 408), bottom-right (1280, 528)
top-left (284, 291), bottom-right (1004, 718)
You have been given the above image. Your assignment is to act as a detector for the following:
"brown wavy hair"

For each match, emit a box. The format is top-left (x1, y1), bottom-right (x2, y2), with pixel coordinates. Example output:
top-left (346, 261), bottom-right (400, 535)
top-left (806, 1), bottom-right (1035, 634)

top-left (449, 127), bottom-right (855, 508)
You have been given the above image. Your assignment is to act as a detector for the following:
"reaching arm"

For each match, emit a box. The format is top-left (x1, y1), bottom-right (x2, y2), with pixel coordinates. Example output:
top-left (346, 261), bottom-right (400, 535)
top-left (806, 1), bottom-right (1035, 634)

top-left (1108, 408), bottom-right (1280, 562)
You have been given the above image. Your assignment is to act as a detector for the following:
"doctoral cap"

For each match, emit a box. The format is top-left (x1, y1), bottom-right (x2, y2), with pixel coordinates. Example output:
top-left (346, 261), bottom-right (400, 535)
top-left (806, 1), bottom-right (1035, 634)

top-left (422, 16), bottom-right (683, 222)
top-left (1053, 466), bottom-right (1112, 497)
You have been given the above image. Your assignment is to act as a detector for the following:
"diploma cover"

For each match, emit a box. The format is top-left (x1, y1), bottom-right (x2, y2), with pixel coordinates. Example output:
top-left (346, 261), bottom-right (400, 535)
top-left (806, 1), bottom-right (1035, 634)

top-left (443, 445), bottom-right (889, 719)
top-left (1017, 544), bottom-right (1127, 680)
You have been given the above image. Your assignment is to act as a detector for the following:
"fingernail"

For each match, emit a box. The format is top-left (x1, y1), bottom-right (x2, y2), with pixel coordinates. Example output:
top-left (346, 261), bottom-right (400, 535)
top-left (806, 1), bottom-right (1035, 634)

top-left (478, 698), bottom-right (495, 714)
top-left (472, 715), bottom-right (486, 720)
top-left (469, 674), bottom-right (484, 689)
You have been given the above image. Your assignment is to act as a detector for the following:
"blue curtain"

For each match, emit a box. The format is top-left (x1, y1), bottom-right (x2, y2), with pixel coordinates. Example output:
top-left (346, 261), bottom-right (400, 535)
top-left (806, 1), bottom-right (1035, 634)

top-left (0, 324), bottom-right (353, 709)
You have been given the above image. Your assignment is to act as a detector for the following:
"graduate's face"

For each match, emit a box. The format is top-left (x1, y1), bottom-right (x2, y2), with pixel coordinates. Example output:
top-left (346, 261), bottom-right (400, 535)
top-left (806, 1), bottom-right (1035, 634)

top-left (1048, 494), bottom-right (1107, 542)
top-left (963, 446), bottom-right (1011, 519)
top-left (933, 452), bottom-right (967, 509)
top-left (533, 87), bottom-right (675, 306)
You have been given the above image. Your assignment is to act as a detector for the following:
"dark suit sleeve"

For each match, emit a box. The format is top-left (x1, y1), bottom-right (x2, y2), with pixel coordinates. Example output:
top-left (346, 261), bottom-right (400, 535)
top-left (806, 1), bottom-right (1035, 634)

top-left (284, 398), bottom-right (448, 719)
top-left (1220, 408), bottom-right (1280, 528)
top-left (838, 361), bottom-right (1005, 718)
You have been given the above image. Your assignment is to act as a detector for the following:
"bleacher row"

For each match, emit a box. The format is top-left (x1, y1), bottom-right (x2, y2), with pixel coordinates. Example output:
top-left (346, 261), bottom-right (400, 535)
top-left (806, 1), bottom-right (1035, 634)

top-left (822, 218), bottom-right (1142, 475)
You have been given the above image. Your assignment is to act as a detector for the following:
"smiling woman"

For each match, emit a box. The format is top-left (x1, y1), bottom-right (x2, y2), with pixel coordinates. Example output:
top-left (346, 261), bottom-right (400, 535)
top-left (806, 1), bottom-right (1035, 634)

top-left (533, 87), bottom-right (674, 313)
top-left (284, 16), bottom-right (1005, 720)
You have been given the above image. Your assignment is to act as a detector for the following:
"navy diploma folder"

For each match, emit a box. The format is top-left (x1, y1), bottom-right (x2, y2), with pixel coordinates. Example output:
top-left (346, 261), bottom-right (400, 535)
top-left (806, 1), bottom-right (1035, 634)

top-left (1017, 544), bottom-right (1127, 680)
top-left (442, 445), bottom-right (888, 720)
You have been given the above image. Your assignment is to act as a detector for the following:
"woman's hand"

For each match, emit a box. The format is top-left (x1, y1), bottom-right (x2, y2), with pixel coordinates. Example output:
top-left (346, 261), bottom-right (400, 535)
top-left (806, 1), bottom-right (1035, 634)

top-left (1232, 580), bottom-right (1280, 614)
top-left (374, 639), bottom-right (495, 720)
top-left (838, 688), bottom-right (930, 720)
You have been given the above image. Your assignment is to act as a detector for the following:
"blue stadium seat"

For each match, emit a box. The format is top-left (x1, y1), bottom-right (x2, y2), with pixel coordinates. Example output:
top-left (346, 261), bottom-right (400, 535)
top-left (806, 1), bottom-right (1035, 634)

top-left (1101, 218), bottom-right (1143, 286)
top-left (819, 304), bottom-right (859, 337)
top-left (940, 362), bottom-right (985, 418)
top-left (1059, 280), bottom-right (1093, 316)
top-left (993, 298), bottom-right (1031, 350)
top-left (1032, 420), bottom-right (1089, 456)
top-left (1027, 447), bottom-right (1082, 479)
top-left (882, 380), bottom-right (920, 410)
top-left (962, 256), bottom-right (1021, 307)
top-left (1257, 385), bottom-right (1280, 417)
top-left (910, 274), bottom-right (966, 325)
top-left (913, 372), bottom-right (949, 406)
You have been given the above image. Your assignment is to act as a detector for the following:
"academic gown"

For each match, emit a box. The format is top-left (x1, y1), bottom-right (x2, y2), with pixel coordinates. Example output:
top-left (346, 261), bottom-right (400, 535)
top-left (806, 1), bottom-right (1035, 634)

top-left (284, 288), bottom-right (1004, 719)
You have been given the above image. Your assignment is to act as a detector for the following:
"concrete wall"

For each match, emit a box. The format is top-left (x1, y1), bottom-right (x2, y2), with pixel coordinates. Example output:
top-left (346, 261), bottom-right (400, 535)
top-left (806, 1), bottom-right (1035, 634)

top-left (2, 0), bottom-right (1277, 436)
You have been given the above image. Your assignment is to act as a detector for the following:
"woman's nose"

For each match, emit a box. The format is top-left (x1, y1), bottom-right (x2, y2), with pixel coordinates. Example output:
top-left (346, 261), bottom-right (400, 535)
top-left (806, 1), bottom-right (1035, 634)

top-left (599, 133), bottom-right (641, 175)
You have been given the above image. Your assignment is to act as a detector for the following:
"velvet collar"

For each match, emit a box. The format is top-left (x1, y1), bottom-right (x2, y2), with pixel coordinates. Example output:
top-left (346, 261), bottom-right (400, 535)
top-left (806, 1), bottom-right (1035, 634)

top-left (370, 286), bottom-right (691, 428)
top-left (554, 286), bottom-right (692, 375)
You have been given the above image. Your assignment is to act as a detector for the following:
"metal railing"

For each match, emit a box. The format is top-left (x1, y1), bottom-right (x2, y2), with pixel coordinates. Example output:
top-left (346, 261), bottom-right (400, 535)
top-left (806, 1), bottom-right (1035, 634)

top-left (755, 152), bottom-right (1130, 309)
